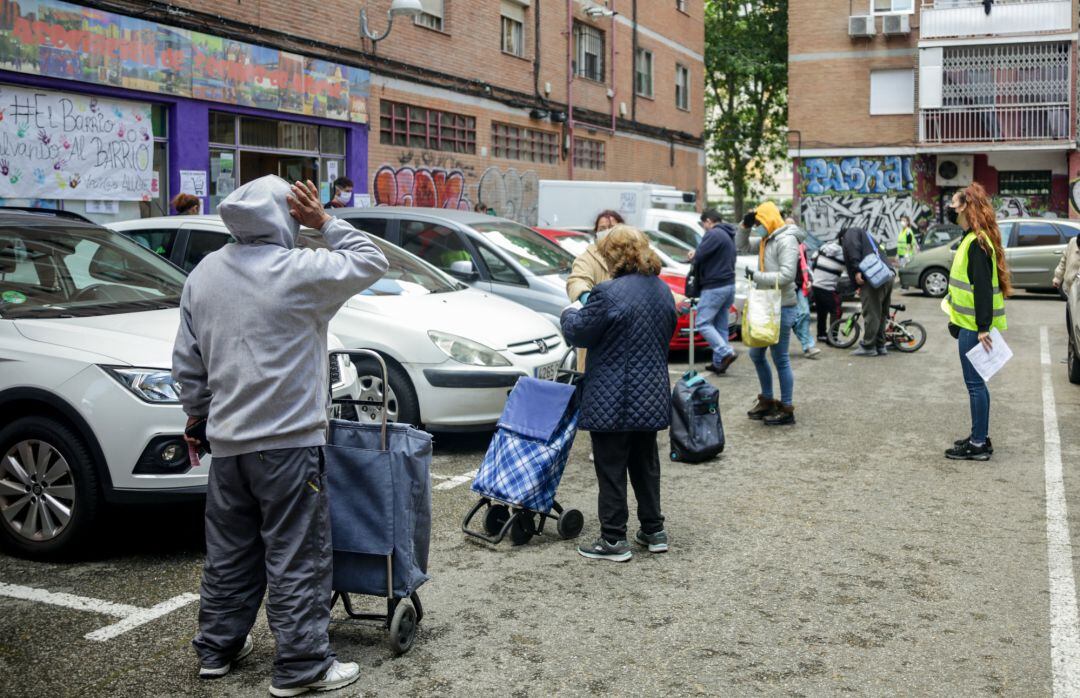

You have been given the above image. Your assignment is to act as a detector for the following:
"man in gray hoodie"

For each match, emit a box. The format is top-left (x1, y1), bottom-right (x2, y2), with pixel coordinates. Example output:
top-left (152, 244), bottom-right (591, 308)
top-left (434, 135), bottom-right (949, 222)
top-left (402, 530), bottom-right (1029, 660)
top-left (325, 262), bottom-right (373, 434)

top-left (172, 176), bottom-right (388, 696)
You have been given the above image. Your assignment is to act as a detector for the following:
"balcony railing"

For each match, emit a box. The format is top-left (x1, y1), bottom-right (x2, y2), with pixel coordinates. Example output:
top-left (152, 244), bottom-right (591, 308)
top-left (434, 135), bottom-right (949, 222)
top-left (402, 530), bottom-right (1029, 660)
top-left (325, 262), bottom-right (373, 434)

top-left (920, 0), bottom-right (1073, 39)
top-left (920, 104), bottom-right (1073, 143)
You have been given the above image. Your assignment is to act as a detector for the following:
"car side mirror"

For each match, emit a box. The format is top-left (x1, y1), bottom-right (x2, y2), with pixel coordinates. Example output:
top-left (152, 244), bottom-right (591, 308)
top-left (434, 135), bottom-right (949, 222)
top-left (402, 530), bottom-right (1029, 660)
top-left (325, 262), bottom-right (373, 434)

top-left (448, 259), bottom-right (479, 281)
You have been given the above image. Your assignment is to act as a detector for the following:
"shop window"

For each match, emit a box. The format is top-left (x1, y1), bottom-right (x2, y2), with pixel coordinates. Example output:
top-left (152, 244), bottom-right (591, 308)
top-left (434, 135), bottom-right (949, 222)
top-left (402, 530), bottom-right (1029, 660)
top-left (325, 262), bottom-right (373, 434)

top-left (379, 101), bottom-right (476, 154)
top-left (492, 123), bottom-right (558, 164)
top-left (182, 230), bottom-right (231, 272)
top-left (501, 1), bottom-right (526, 57)
top-left (635, 49), bottom-right (654, 99)
top-left (675, 64), bottom-right (690, 111)
top-left (240, 117), bottom-right (318, 151)
top-left (573, 22), bottom-right (605, 82)
top-left (998, 171), bottom-right (1052, 198)
top-left (320, 128), bottom-right (346, 156)
top-left (209, 112), bottom-right (237, 145)
top-left (399, 220), bottom-right (472, 272)
top-left (415, 0), bottom-right (445, 31)
top-left (1016, 222), bottom-right (1062, 248)
top-left (573, 137), bottom-right (605, 170)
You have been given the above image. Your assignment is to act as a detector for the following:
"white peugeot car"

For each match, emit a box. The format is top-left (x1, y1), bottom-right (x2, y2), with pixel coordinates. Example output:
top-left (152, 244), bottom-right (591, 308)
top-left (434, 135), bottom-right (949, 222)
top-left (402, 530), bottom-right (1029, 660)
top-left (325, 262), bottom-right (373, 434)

top-left (0, 210), bottom-right (357, 557)
top-left (108, 216), bottom-right (567, 430)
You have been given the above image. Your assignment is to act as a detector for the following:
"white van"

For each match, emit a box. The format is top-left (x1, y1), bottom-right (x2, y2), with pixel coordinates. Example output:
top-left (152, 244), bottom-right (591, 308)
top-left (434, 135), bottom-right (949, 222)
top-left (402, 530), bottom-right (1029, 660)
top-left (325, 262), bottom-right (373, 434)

top-left (537, 180), bottom-right (703, 247)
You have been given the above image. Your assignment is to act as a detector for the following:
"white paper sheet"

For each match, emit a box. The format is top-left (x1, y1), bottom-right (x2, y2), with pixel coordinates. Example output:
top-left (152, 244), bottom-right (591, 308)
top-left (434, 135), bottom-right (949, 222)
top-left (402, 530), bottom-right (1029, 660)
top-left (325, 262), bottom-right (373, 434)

top-left (965, 327), bottom-right (1012, 383)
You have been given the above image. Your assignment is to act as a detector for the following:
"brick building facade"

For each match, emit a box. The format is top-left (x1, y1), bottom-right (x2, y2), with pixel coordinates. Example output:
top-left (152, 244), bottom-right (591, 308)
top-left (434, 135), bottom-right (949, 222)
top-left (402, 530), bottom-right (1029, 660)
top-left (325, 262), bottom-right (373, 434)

top-left (788, 0), bottom-right (1080, 246)
top-left (0, 0), bottom-right (705, 225)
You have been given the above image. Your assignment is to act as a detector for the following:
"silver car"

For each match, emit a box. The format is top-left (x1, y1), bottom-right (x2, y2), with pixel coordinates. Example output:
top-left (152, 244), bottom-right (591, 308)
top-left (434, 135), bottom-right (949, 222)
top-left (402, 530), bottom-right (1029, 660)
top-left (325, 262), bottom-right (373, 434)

top-left (332, 207), bottom-right (573, 326)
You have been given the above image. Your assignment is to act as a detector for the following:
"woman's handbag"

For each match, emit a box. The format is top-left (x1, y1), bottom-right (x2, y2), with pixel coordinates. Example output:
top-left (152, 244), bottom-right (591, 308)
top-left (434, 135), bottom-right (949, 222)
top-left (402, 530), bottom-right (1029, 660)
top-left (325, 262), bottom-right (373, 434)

top-left (741, 281), bottom-right (782, 347)
top-left (858, 230), bottom-right (895, 289)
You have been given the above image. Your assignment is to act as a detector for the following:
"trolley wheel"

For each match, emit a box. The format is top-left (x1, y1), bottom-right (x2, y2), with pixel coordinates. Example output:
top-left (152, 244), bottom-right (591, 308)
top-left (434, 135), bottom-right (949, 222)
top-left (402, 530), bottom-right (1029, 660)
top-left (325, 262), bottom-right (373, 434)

top-left (509, 511), bottom-right (537, 546)
top-left (388, 601), bottom-right (417, 655)
top-left (556, 508), bottom-right (585, 540)
top-left (482, 504), bottom-right (510, 536)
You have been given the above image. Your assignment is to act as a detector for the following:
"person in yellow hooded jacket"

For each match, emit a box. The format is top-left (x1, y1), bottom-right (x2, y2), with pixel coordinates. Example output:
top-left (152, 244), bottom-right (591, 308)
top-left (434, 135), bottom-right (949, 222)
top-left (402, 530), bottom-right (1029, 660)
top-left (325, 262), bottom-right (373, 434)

top-left (743, 202), bottom-right (801, 426)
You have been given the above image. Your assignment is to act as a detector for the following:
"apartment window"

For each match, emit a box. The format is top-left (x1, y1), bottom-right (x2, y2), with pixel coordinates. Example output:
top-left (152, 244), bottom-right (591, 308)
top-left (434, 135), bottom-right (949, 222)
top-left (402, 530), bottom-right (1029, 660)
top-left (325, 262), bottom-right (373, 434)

top-left (415, 0), bottom-right (444, 31)
top-left (573, 137), bottom-right (605, 170)
top-left (573, 22), bottom-right (605, 82)
top-left (492, 123), bottom-right (558, 164)
top-left (998, 171), bottom-right (1052, 198)
top-left (676, 0), bottom-right (688, 12)
top-left (501, 1), bottom-right (526, 57)
top-left (869, 69), bottom-right (914, 115)
top-left (379, 100), bottom-right (476, 154)
top-left (635, 48), bottom-right (654, 98)
top-left (675, 64), bottom-right (690, 111)
top-left (871, 0), bottom-right (913, 14)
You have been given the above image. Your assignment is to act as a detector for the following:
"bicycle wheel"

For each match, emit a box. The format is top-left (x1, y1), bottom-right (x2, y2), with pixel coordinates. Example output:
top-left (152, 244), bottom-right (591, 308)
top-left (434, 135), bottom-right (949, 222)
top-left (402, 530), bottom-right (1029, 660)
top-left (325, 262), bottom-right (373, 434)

top-left (828, 315), bottom-right (861, 349)
top-left (892, 320), bottom-right (927, 353)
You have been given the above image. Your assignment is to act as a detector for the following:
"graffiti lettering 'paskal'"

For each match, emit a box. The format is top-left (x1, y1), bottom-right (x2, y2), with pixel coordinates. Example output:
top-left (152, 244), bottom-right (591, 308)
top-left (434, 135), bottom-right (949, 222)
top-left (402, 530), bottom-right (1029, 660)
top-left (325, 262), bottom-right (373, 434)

top-left (802, 156), bottom-right (915, 196)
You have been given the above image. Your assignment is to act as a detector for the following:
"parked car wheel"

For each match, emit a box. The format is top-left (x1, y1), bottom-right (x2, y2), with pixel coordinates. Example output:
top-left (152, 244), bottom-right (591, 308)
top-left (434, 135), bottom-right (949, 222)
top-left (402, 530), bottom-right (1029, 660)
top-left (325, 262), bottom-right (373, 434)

top-left (1068, 314), bottom-right (1080, 385)
top-left (920, 268), bottom-right (950, 298)
top-left (352, 356), bottom-right (421, 427)
top-left (0, 416), bottom-right (99, 558)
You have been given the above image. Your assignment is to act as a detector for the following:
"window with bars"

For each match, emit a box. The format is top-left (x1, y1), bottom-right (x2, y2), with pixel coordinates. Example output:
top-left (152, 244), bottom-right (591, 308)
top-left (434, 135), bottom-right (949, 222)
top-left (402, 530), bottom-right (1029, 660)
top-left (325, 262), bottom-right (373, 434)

top-left (573, 137), bottom-right (605, 170)
top-left (942, 42), bottom-right (1071, 107)
top-left (635, 48), bottom-right (654, 98)
top-left (675, 64), bottom-right (690, 111)
top-left (573, 22), bottom-right (605, 82)
top-left (379, 101), bottom-right (476, 154)
top-left (998, 171), bottom-right (1052, 197)
top-left (501, 1), bottom-right (525, 57)
top-left (492, 123), bottom-right (558, 164)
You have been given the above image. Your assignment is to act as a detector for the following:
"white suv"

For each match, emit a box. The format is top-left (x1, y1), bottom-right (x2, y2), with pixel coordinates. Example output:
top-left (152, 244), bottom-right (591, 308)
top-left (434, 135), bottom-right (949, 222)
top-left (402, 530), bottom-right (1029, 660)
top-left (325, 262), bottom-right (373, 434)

top-left (0, 210), bottom-right (357, 557)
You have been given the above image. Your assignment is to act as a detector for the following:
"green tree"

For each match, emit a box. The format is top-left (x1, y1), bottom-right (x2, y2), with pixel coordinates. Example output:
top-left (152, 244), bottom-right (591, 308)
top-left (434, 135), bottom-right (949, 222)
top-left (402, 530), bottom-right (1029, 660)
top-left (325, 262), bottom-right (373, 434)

top-left (704, 0), bottom-right (788, 219)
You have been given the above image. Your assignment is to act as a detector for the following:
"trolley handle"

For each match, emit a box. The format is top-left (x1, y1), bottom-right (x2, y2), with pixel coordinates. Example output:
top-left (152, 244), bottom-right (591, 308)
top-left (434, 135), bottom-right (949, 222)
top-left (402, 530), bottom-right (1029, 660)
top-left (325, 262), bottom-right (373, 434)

top-left (329, 349), bottom-right (389, 450)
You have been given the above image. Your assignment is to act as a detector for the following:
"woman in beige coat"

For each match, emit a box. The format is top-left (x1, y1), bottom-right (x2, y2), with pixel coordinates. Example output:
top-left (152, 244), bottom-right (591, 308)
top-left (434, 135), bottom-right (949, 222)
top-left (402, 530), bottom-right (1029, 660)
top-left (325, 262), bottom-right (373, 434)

top-left (567, 211), bottom-right (625, 370)
top-left (1053, 236), bottom-right (1080, 293)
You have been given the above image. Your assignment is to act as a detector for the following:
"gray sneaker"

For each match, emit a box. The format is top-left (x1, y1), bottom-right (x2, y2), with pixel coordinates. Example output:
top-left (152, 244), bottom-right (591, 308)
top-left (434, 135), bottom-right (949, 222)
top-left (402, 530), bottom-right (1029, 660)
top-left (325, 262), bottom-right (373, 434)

top-left (577, 537), bottom-right (632, 562)
top-left (634, 529), bottom-right (669, 553)
top-left (850, 345), bottom-right (877, 357)
top-left (877, 345), bottom-right (889, 356)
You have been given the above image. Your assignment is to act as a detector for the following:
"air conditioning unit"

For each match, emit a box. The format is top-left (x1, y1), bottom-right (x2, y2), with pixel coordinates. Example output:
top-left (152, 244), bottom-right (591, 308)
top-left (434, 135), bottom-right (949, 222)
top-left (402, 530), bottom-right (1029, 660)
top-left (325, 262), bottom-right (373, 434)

top-left (882, 14), bottom-right (910, 36)
top-left (936, 156), bottom-right (975, 187)
top-left (849, 15), bottom-right (876, 38)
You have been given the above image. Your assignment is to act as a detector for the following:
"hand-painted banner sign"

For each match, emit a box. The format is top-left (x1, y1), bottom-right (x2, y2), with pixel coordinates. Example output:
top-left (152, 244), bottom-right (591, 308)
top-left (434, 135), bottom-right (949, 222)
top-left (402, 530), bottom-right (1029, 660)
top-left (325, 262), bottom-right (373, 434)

top-left (0, 84), bottom-right (153, 200)
top-left (0, 0), bottom-right (370, 124)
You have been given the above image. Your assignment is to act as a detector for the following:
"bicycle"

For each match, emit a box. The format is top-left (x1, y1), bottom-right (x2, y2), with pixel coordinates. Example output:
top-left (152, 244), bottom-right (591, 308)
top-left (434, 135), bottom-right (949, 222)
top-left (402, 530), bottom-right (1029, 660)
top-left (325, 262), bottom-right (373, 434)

top-left (827, 303), bottom-right (927, 352)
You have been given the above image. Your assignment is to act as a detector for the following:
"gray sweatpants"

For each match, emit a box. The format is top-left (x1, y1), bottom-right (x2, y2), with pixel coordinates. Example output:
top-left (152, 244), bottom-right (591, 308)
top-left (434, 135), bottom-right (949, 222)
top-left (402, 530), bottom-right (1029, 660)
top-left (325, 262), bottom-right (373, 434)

top-left (193, 446), bottom-right (335, 688)
top-left (860, 282), bottom-right (893, 350)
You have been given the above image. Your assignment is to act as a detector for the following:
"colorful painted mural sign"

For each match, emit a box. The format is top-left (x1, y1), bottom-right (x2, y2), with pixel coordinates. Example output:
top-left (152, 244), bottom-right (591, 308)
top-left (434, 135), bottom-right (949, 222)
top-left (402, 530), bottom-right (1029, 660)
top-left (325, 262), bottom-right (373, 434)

top-left (0, 0), bottom-right (369, 123)
top-left (0, 84), bottom-right (153, 200)
top-left (800, 156), bottom-right (915, 196)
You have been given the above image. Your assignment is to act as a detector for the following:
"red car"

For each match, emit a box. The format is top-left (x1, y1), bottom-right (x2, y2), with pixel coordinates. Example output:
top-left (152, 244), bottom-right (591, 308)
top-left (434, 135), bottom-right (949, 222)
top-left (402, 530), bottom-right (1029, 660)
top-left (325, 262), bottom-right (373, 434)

top-left (534, 228), bottom-right (734, 352)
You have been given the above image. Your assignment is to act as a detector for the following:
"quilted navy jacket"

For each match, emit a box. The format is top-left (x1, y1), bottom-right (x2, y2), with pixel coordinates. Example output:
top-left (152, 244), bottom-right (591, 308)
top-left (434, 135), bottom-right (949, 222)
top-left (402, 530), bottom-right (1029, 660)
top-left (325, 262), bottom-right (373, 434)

top-left (561, 273), bottom-right (677, 432)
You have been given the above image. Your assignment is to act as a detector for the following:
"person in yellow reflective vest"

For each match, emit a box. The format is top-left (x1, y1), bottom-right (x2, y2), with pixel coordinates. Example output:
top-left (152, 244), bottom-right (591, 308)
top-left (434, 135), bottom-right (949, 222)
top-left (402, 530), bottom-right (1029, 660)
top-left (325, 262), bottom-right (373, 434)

top-left (943, 183), bottom-right (1012, 462)
top-left (896, 215), bottom-right (919, 266)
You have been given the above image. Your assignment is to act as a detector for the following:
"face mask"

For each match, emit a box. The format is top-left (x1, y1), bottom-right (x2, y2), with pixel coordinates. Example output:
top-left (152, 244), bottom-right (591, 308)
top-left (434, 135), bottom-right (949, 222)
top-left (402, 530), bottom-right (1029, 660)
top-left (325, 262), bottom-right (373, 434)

top-left (596, 229), bottom-right (611, 242)
top-left (335, 191), bottom-right (352, 205)
top-left (945, 206), bottom-right (959, 226)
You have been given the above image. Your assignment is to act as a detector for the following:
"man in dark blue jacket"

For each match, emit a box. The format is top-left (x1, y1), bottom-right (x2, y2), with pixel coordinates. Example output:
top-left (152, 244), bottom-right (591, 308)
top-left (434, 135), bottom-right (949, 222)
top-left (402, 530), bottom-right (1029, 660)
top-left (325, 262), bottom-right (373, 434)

top-left (693, 209), bottom-right (739, 374)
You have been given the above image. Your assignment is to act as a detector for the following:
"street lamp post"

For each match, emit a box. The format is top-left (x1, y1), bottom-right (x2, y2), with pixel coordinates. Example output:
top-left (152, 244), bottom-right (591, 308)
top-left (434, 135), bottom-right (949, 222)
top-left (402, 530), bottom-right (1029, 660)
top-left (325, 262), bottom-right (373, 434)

top-left (360, 0), bottom-right (424, 43)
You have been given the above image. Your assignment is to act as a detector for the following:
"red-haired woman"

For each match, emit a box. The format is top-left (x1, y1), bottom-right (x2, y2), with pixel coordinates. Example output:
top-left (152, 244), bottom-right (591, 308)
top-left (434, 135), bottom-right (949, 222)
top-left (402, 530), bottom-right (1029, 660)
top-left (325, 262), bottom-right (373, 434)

top-left (944, 183), bottom-right (1011, 461)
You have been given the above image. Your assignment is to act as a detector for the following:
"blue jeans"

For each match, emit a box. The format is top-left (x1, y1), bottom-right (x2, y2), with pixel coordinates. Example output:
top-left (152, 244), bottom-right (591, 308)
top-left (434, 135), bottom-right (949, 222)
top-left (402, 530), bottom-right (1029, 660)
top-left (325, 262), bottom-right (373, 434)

top-left (793, 292), bottom-right (815, 351)
top-left (697, 284), bottom-right (736, 364)
top-left (958, 329), bottom-right (990, 444)
top-left (749, 305), bottom-right (797, 406)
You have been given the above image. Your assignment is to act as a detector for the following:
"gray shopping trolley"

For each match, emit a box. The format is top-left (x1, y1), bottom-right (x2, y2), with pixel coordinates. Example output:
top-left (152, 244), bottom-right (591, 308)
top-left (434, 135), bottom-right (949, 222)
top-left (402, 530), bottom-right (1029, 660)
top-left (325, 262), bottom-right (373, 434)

top-left (326, 350), bottom-right (432, 655)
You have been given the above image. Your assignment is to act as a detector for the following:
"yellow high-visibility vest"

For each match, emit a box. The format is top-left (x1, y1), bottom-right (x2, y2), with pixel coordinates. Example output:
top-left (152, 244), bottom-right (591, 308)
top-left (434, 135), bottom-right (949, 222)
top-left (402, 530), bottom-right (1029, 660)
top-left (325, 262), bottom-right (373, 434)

top-left (897, 227), bottom-right (917, 257)
top-left (947, 231), bottom-right (1006, 332)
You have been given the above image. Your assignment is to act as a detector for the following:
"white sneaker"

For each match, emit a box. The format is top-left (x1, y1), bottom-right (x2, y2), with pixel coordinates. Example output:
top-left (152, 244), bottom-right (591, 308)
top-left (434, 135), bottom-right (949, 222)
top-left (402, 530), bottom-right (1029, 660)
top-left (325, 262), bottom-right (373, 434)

top-left (803, 347), bottom-right (822, 359)
top-left (269, 661), bottom-right (361, 697)
top-left (199, 633), bottom-right (254, 679)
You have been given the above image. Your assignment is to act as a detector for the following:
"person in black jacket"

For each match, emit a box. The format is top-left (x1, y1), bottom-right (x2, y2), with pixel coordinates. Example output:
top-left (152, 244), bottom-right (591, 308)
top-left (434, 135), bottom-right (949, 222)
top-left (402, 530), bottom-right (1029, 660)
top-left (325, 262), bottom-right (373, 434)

top-left (841, 226), bottom-right (893, 356)
top-left (561, 225), bottom-right (678, 562)
top-left (693, 209), bottom-right (739, 374)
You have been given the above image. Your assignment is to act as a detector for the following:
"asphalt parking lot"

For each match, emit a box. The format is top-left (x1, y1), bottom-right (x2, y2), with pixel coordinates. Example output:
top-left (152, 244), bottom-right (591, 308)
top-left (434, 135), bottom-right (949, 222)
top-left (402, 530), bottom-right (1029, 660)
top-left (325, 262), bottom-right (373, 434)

top-left (2, 291), bottom-right (1078, 696)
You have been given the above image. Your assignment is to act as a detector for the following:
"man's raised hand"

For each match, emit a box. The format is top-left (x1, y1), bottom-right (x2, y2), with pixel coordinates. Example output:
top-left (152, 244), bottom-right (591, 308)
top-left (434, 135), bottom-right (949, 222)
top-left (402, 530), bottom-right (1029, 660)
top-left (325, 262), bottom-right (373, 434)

top-left (288, 179), bottom-right (331, 230)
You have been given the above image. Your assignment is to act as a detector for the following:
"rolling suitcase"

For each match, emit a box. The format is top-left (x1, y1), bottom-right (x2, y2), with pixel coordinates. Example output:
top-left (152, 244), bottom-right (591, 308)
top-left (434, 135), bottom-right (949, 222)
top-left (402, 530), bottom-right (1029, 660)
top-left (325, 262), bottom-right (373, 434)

top-left (669, 302), bottom-right (725, 463)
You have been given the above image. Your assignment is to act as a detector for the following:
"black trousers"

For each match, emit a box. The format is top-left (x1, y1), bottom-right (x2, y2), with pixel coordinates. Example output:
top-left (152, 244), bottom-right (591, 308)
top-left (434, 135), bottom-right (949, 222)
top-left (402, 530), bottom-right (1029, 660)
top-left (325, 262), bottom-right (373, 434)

top-left (590, 431), bottom-right (664, 542)
top-left (813, 287), bottom-right (841, 338)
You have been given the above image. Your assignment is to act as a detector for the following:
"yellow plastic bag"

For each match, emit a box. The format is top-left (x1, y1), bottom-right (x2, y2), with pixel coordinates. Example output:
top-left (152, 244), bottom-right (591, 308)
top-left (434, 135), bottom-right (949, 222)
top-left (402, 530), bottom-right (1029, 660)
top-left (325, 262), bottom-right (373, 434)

top-left (741, 283), bottom-right (782, 347)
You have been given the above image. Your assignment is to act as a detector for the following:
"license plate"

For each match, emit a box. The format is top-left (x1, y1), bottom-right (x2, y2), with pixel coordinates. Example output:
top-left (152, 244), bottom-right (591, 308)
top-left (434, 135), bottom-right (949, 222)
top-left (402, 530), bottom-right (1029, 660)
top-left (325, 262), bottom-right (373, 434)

top-left (534, 362), bottom-right (560, 381)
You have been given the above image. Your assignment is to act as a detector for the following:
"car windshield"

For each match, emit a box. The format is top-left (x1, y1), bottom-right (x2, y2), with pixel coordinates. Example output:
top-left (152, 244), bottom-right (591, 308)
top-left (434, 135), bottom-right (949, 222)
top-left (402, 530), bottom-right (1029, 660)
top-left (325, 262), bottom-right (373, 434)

top-left (470, 221), bottom-right (574, 275)
top-left (0, 223), bottom-right (186, 319)
top-left (643, 229), bottom-right (694, 264)
top-left (298, 230), bottom-right (461, 296)
top-left (554, 233), bottom-right (595, 258)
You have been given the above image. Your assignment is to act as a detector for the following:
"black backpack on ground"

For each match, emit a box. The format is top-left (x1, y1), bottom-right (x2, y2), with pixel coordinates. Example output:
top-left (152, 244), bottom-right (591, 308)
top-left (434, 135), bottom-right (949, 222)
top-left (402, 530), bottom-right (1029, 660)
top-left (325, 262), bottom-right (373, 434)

top-left (669, 372), bottom-right (724, 463)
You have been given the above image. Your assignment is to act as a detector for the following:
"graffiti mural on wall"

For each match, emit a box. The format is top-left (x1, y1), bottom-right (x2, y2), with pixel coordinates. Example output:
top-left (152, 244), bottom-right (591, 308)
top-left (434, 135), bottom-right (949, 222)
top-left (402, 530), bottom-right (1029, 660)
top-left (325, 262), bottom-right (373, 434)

top-left (800, 156), bottom-right (915, 196)
top-left (798, 194), bottom-right (932, 243)
top-left (372, 166), bottom-right (472, 210)
top-left (477, 167), bottom-right (539, 225)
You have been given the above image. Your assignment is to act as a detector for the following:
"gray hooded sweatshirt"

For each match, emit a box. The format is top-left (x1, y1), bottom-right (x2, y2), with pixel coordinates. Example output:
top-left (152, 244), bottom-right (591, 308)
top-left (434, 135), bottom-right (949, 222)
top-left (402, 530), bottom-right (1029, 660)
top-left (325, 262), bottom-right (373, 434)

top-left (172, 175), bottom-right (389, 457)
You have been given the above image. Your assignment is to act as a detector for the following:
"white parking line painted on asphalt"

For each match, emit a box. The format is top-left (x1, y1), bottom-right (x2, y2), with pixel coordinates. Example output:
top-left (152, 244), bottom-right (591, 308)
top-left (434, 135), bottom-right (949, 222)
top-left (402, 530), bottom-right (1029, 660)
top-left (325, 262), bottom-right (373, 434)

top-left (433, 469), bottom-right (477, 491)
top-left (1040, 326), bottom-right (1080, 697)
top-left (0, 581), bottom-right (198, 643)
